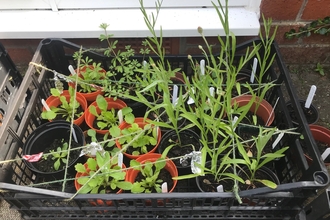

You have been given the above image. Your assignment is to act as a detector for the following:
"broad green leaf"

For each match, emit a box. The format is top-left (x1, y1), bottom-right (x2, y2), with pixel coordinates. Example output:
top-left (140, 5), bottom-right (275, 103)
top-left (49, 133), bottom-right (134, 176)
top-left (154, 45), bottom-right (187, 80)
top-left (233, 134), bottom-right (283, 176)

top-left (131, 182), bottom-right (145, 193)
top-left (50, 88), bottom-right (61, 97)
top-left (87, 178), bottom-right (98, 188)
top-left (75, 163), bottom-right (86, 173)
top-left (77, 176), bottom-right (90, 185)
top-left (109, 126), bottom-right (121, 137)
top-left (78, 183), bottom-right (93, 194)
top-left (108, 171), bottom-right (126, 180)
top-left (86, 158), bottom-right (97, 171)
top-left (116, 181), bottom-right (133, 190)
top-left (42, 111), bottom-right (56, 120)
top-left (96, 95), bottom-right (108, 111)
top-left (54, 159), bottom-right (61, 170)
top-left (89, 105), bottom-right (99, 117)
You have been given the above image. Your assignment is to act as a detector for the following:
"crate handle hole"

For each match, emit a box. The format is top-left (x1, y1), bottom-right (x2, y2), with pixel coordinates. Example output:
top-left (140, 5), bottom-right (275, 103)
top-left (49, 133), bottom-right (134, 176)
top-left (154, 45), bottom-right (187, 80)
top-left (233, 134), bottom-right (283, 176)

top-left (314, 171), bottom-right (329, 185)
top-left (305, 206), bottom-right (312, 215)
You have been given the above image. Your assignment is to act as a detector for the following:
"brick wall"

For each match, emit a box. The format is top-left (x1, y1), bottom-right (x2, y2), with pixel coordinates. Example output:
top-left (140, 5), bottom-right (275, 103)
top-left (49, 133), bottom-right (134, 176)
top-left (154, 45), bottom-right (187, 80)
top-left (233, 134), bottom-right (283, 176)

top-left (1, 0), bottom-right (330, 72)
top-left (261, 0), bottom-right (330, 66)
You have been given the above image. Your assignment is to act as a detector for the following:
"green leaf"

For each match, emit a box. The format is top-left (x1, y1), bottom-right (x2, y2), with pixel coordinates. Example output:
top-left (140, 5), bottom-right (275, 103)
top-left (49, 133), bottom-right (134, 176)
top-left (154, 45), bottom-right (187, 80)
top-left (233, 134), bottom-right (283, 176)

top-left (109, 126), bottom-right (121, 137)
top-left (54, 159), bottom-right (61, 170)
top-left (108, 171), bottom-right (126, 180)
top-left (88, 105), bottom-right (99, 117)
top-left (88, 178), bottom-right (98, 188)
top-left (77, 176), bottom-right (89, 185)
top-left (116, 181), bottom-right (133, 190)
top-left (78, 183), bottom-right (93, 194)
top-left (131, 182), bottom-right (145, 193)
top-left (125, 113), bottom-right (135, 124)
top-left (50, 88), bottom-right (61, 97)
top-left (86, 158), bottom-right (97, 171)
top-left (255, 179), bottom-right (277, 189)
top-left (42, 111), bottom-right (57, 120)
top-left (96, 95), bottom-right (108, 111)
top-left (75, 163), bottom-right (86, 173)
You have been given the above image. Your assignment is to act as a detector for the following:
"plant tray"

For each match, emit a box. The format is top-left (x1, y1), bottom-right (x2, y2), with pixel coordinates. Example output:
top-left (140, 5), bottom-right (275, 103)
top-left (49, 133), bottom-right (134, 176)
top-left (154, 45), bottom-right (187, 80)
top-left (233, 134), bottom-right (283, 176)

top-left (0, 38), bottom-right (328, 220)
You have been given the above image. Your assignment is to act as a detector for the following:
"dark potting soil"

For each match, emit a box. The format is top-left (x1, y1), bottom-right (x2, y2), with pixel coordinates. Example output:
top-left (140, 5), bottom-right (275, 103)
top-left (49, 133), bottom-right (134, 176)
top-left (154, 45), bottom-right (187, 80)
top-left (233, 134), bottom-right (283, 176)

top-left (238, 168), bottom-right (277, 190)
top-left (197, 174), bottom-right (234, 192)
top-left (287, 101), bottom-right (318, 125)
top-left (135, 168), bottom-right (174, 193)
top-left (34, 139), bottom-right (81, 173)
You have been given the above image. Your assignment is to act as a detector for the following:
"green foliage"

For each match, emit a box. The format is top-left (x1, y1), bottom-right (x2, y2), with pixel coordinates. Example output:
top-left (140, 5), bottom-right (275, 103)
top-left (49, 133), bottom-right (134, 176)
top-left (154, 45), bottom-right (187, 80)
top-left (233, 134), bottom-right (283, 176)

top-left (225, 127), bottom-right (288, 189)
top-left (130, 158), bottom-right (166, 193)
top-left (285, 16), bottom-right (330, 39)
top-left (70, 56), bottom-right (106, 93)
top-left (75, 151), bottom-right (132, 194)
top-left (315, 62), bottom-right (325, 76)
top-left (88, 95), bottom-right (134, 130)
top-left (41, 87), bottom-right (82, 122)
top-left (112, 119), bottom-right (159, 156)
top-left (42, 139), bottom-right (69, 171)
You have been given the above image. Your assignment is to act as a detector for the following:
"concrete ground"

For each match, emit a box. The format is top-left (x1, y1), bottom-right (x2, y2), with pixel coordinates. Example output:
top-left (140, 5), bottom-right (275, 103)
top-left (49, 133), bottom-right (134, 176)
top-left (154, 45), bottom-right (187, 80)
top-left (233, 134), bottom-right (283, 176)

top-left (0, 199), bottom-right (23, 220)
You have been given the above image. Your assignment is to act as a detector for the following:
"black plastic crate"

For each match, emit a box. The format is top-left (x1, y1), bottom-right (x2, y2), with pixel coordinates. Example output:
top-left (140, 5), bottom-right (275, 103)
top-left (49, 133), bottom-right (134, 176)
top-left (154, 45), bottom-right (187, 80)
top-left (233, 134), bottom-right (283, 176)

top-left (0, 38), bottom-right (328, 220)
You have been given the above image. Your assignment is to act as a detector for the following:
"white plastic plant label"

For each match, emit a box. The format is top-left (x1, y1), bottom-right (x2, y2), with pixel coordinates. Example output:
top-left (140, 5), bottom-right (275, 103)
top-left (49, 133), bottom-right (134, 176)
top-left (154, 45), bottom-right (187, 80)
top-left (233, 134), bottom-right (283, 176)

top-left (272, 132), bottom-right (284, 149)
top-left (118, 152), bottom-right (123, 168)
top-left (68, 65), bottom-right (76, 76)
top-left (250, 57), bottom-right (257, 83)
top-left (321, 148), bottom-right (330, 161)
top-left (200, 59), bottom-right (205, 75)
top-left (41, 99), bottom-right (51, 111)
top-left (172, 85), bottom-right (178, 106)
top-left (118, 109), bottom-right (123, 124)
top-left (187, 87), bottom-right (195, 104)
top-left (305, 85), bottom-right (317, 109)
top-left (217, 185), bottom-right (224, 192)
top-left (162, 182), bottom-right (168, 193)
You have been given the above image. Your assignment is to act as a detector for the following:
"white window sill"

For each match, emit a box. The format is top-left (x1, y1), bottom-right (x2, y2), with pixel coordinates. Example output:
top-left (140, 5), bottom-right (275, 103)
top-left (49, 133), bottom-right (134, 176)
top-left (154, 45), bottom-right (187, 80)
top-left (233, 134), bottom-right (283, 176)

top-left (0, 7), bottom-right (259, 39)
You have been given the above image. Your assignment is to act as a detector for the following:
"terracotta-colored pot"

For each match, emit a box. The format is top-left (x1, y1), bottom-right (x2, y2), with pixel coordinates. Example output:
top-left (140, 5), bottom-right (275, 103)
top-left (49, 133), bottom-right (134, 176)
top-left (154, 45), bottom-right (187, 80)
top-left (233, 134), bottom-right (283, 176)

top-left (75, 161), bottom-right (127, 206)
top-left (305, 124), bottom-right (330, 166)
top-left (43, 90), bottom-right (87, 126)
top-left (116, 118), bottom-right (162, 160)
top-left (231, 94), bottom-right (274, 126)
top-left (68, 65), bottom-right (106, 102)
top-left (85, 97), bottom-right (127, 134)
top-left (126, 153), bottom-right (178, 193)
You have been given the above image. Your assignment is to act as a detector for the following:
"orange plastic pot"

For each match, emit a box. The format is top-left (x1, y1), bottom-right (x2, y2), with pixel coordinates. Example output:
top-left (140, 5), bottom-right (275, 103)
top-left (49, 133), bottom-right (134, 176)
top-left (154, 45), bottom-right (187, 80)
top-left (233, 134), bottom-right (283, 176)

top-left (43, 90), bottom-right (87, 126)
top-left (125, 153), bottom-right (178, 193)
top-left (231, 95), bottom-right (274, 126)
top-left (68, 65), bottom-right (106, 102)
top-left (116, 118), bottom-right (162, 160)
top-left (75, 161), bottom-right (127, 207)
top-left (305, 124), bottom-right (330, 166)
top-left (85, 97), bottom-right (127, 134)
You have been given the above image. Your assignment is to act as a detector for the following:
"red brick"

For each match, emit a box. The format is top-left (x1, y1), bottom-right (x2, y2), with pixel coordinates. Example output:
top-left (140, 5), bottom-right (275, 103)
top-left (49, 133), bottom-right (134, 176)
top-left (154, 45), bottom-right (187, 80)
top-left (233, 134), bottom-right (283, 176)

top-left (260, 0), bottom-right (304, 21)
top-left (301, 0), bottom-right (330, 20)
top-left (261, 24), bottom-right (302, 45)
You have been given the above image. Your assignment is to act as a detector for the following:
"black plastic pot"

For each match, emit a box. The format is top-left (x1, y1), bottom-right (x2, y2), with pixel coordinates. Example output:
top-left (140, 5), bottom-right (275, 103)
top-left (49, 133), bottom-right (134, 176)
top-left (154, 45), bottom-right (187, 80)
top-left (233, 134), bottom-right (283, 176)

top-left (286, 100), bottom-right (319, 126)
top-left (23, 120), bottom-right (85, 180)
top-left (237, 166), bottom-right (280, 191)
top-left (196, 161), bottom-right (234, 192)
top-left (158, 129), bottom-right (201, 174)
